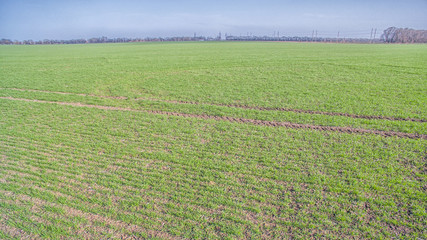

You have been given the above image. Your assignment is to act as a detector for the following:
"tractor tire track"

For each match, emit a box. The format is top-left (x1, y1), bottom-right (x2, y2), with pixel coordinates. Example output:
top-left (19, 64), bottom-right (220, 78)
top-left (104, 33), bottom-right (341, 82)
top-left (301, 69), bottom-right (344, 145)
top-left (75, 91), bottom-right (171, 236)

top-left (153, 99), bottom-right (427, 123)
top-left (2, 87), bottom-right (425, 123)
top-left (1, 97), bottom-right (426, 140)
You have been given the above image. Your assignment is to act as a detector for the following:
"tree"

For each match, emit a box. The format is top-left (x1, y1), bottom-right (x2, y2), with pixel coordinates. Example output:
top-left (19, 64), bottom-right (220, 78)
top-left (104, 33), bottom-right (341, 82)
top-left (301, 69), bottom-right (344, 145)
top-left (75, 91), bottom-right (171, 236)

top-left (0, 39), bottom-right (13, 44)
top-left (381, 27), bottom-right (427, 43)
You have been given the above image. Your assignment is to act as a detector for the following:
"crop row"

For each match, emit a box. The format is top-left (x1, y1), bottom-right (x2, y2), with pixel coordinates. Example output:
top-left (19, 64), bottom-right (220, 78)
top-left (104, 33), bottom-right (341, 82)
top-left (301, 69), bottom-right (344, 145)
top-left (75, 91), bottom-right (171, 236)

top-left (1, 98), bottom-right (426, 238)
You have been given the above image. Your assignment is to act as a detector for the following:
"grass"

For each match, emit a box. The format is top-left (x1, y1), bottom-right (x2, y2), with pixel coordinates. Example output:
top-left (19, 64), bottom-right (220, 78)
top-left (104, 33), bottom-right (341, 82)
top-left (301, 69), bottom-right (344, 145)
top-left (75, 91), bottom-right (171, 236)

top-left (0, 42), bottom-right (426, 239)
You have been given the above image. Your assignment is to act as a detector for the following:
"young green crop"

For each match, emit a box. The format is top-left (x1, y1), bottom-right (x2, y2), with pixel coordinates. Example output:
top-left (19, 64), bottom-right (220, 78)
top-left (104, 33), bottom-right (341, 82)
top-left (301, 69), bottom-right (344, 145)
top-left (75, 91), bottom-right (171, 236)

top-left (0, 42), bottom-right (426, 119)
top-left (1, 98), bottom-right (426, 239)
top-left (1, 42), bottom-right (426, 239)
top-left (1, 88), bottom-right (426, 135)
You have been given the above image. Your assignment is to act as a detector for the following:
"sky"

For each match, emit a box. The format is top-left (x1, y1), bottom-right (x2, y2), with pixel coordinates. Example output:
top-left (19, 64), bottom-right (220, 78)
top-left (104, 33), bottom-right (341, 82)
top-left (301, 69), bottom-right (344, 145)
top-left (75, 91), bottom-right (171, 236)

top-left (1, 0), bottom-right (426, 40)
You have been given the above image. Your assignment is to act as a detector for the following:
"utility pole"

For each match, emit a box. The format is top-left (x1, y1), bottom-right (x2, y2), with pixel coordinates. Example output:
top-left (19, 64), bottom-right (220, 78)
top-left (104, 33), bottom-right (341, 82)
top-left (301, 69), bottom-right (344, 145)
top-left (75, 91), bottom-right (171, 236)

top-left (373, 28), bottom-right (377, 40)
top-left (312, 30), bottom-right (314, 41)
top-left (337, 31), bottom-right (340, 43)
top-left (315, 30), bottom-right (318, 40)
top-left (370, 28), bottom-right (373, 40)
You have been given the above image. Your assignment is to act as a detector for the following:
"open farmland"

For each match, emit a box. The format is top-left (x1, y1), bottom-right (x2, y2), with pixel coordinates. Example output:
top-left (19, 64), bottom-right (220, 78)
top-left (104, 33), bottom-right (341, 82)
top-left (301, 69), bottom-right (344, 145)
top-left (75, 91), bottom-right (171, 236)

top-left (0, 42), bottom-right (426, 239)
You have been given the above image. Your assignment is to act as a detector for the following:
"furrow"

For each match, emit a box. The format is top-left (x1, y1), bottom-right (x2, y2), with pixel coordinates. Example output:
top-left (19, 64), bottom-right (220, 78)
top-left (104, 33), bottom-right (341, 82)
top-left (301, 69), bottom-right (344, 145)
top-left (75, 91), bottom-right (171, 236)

top-left (0, 190), bottom-right (178, 239)
top-left (1, 146), bottom-right (279, 210)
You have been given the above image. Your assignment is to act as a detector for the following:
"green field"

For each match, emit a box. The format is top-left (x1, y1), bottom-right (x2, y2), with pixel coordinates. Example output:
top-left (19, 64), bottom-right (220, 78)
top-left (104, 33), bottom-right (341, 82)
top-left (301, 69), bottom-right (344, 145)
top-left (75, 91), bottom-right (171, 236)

top-left (1, 42), bottom-right (426, 239)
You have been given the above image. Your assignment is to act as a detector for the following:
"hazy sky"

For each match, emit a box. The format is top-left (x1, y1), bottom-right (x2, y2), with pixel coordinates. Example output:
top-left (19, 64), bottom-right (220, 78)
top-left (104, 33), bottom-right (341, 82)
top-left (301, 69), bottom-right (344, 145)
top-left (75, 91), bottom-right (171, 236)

top-left (1, 0), bottom-right (426, 40)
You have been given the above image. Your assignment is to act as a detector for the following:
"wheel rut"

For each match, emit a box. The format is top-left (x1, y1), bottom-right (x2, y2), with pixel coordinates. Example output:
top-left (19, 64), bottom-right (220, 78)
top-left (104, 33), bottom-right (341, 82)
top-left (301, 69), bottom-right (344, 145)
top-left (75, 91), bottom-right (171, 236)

top-left (2, 87), bottom-right (425, 123)
top-left (1, 97), bottom-right (426, 140)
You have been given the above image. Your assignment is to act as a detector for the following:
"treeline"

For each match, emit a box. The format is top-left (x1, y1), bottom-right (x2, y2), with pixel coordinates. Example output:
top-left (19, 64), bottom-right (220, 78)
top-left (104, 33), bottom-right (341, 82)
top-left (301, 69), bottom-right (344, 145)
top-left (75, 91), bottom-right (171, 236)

top-left (0, 36), bottom-right (219, 45)
top-left (1, 27), bottom-right (426, 45)
top-left (225, 35), bottom-right (379, 43)
top-left (0, 36), bottom-right (380, 45)
top-left (381, 27), bottom-right (427, 43)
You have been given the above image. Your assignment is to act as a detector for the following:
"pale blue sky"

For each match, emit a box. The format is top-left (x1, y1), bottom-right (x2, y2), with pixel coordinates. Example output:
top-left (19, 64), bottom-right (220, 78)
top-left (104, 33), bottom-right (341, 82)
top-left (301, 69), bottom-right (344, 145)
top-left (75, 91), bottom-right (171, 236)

top-left (1, 0), bottom-right (426, 40)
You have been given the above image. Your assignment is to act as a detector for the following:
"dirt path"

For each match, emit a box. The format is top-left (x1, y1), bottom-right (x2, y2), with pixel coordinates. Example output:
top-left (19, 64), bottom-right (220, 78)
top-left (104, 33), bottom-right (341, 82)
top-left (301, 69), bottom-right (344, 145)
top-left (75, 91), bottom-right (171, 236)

top-left (2, 96), bottom-right (426, 140)
top-left (2, 87), bottom-right (426, 123)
